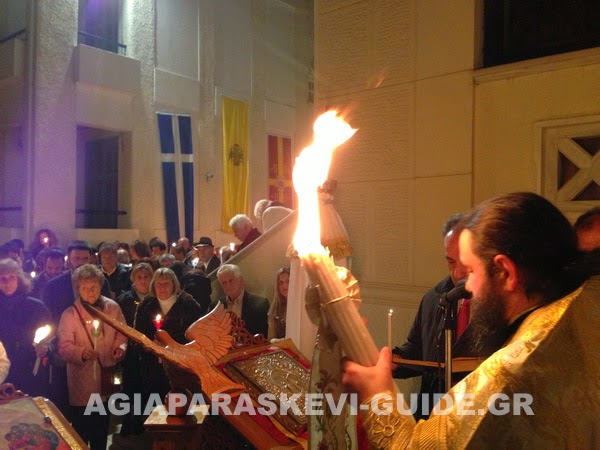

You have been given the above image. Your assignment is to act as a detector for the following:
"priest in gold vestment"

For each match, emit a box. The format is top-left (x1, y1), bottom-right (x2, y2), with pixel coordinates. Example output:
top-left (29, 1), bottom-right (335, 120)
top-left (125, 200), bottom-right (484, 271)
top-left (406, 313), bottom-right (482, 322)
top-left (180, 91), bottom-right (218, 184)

top-left (343, 193), bottom-right (600, 449)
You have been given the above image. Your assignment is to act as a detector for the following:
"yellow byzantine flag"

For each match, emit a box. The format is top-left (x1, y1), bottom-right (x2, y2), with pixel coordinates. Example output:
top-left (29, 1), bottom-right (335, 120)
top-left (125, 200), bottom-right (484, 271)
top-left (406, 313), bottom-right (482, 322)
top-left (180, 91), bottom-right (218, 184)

top-left (221, 96), bottom-right (249, 231)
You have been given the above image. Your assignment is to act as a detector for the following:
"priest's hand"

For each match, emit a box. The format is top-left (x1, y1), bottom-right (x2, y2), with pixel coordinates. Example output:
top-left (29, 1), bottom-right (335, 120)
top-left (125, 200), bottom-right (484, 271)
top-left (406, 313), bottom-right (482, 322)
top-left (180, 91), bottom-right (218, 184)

top-left (341, 346), bottom-right (395, 402)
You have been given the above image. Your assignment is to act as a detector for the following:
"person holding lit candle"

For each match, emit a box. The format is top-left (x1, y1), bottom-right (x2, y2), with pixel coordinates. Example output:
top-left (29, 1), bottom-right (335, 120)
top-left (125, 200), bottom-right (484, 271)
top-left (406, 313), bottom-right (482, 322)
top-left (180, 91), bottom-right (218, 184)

top-left (191, 236), bottom-right (221, 274)
top-left (0, 258), bottom-right (52, 397)
top-left (132, 267), bottom-right (202, 433)
top-left (57, 264), bottom-right (127, 450)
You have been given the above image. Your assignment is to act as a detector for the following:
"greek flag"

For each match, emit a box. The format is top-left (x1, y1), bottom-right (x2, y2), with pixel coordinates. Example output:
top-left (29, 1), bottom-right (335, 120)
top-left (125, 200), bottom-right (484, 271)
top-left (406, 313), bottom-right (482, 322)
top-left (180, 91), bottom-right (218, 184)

top-left (157, 113), bottom-right (194, 244)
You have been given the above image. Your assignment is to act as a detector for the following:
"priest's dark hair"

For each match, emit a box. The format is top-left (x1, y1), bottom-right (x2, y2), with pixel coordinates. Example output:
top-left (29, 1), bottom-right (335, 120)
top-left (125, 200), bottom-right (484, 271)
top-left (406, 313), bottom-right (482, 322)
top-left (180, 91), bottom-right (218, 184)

top-left (461, 192), bottom-right (599, 303)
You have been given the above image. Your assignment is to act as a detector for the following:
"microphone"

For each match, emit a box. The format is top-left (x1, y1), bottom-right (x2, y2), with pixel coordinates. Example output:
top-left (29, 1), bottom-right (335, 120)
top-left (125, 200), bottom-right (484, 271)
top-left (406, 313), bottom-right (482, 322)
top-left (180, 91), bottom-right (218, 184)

top-left (439, 278), bottom-right (472, 307)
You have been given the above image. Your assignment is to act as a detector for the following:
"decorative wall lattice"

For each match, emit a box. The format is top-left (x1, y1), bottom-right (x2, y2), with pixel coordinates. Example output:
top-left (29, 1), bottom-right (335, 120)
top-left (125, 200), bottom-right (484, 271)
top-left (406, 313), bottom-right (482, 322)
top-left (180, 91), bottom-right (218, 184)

top-left (538, 116), bottom-right (600, 214)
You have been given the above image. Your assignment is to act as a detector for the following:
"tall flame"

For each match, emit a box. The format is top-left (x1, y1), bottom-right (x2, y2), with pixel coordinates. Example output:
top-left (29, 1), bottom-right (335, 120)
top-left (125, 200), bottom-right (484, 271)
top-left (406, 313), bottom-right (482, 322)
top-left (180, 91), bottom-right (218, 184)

top-left (33, 325), bottom-right (51, 344)
top-left (293, 111), bottom-right (356, 256)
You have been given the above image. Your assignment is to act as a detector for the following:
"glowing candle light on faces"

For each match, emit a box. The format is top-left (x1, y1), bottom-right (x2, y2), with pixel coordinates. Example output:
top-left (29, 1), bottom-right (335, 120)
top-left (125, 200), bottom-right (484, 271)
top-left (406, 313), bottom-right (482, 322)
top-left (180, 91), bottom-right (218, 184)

top-left (32, 325), bottom-right (51, 376)
top-left (153, 314), bottom-right (164, 330)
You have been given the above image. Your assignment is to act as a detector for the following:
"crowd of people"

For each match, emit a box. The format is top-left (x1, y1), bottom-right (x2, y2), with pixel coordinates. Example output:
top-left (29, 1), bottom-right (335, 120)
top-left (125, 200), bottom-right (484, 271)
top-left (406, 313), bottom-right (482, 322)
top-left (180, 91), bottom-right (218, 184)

top-left (2, 195), bottom-right (597, 448)
top-left (0, 211), bottom-right (292, 449)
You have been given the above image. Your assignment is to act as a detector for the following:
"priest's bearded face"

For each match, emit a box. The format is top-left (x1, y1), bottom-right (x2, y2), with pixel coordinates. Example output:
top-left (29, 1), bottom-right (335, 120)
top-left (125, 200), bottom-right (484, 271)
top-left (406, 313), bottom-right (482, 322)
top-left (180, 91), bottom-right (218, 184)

top-left (460, 230), bottom-right (511, 357)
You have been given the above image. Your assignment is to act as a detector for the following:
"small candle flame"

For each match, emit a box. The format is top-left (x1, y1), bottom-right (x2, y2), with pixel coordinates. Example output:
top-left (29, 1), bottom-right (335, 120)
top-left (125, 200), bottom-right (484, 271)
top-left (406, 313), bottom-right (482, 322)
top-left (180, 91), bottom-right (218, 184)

top-left (30, 271), bottom-right (37, 279)
top-left (191, 257), bottom-right (199, 268)
top-left (153, 314), bottom-right (163, 330)
top-left (42, 237), bottom-right (49, 244)
top-left (171, 242), bottom-right (177, 247)
top-left (293, 110), bottom-right (356, 256)
top-left (33, 325), bottom-right (51, 344)
top-left (229, 242), bottom-right (235, 251)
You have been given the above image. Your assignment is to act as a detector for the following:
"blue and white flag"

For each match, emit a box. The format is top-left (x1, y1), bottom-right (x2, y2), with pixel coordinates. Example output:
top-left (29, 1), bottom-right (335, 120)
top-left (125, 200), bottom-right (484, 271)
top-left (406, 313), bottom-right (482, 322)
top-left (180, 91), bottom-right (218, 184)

top-left (157, 113), bottom-right (194, 244)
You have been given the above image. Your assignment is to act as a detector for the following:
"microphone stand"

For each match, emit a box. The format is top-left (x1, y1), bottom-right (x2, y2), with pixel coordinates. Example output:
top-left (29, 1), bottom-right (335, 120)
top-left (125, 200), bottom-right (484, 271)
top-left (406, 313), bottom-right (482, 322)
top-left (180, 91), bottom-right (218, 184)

top-left (439, 294), bottom-right (458, 392)
top-left (440, 295), bottom-right (458, 393)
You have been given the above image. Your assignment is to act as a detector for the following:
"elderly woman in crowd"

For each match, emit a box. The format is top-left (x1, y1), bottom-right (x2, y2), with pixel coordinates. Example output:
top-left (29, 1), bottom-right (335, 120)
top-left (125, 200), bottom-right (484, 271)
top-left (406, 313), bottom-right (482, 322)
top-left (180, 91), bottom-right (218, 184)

top-left (134, 268), bottom-right (203, 429)
top-left (58, 264), bottom-right (127, 450)
top-left (268, 267), bottom-right (291, 341)
top-left (0, 258), bottom-right (51, 396)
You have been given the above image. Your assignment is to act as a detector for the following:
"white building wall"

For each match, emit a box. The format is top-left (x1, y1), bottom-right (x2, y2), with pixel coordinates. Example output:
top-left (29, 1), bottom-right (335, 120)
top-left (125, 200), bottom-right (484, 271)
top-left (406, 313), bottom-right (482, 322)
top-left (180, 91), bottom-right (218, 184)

top-left (0, 0), bottom-right (313, 249)
top-left (28, 0), bottom-right (79, 243)
top-left (314, 0), bottom-right (475, 358)
top-left (314, 1), bottom-right (600, 384)
top-left (474, 52), bottom-right (600, 211)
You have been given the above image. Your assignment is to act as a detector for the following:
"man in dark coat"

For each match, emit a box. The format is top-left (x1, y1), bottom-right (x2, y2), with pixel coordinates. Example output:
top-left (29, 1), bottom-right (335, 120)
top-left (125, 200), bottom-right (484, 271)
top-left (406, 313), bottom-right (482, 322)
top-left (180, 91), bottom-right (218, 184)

top-left (393, 214), bottom-right (475, 420)
top-left (214, 264), bottom-right (269, 336)
top-left (192, 236), bottom-right (221, 274)
top-left (98, 242), bottom-right (131, 299)
top-left (31, 248), bottom-right (66, 300)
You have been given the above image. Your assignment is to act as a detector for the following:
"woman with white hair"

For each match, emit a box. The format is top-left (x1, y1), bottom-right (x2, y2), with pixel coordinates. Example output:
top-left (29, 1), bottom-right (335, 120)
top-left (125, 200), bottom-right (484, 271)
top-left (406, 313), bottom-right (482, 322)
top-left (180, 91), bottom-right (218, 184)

top-left (58, 264), bottom-right (127, 450)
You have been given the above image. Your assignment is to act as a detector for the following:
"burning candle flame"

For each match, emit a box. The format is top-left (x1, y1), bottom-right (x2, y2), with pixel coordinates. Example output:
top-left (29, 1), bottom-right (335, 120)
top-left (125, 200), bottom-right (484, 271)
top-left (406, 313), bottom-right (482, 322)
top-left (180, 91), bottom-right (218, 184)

top-left (34, 325), bottom-right (51, 344)
top-left (154, 314), bottom-right (164, 330)
top-left (293, 111), bottom-right (356, 256)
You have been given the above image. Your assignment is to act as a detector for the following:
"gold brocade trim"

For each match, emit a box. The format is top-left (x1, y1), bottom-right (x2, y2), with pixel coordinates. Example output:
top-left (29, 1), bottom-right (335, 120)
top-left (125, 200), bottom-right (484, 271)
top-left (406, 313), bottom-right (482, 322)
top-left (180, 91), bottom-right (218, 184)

top-left (361, 392), bottom-right (401, 449)
top-left (33, 397), bottom-right (85, 450)
top-left (360, 391), bottom-right (417, 450)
